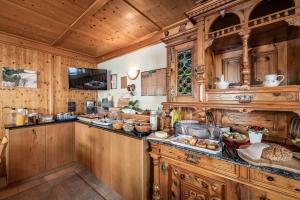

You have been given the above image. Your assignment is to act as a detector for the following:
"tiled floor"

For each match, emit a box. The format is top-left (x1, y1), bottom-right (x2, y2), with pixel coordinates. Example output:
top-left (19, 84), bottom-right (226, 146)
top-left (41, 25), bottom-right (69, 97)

top-left (0, 164), bottom-right (123, 200)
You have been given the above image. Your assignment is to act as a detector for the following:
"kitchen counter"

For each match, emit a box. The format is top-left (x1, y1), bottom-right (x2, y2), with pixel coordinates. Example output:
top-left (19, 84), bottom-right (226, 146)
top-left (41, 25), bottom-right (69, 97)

top-left (76, 121), bottom-right (153, 140)
top-left (146, 138), bottom-right (300, 181)
top-left (4, 119), bottom-right (77, 130)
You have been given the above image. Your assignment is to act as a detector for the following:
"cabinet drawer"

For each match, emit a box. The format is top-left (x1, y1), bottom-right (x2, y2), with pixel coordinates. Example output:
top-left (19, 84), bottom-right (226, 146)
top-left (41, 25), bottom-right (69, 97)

top-left (249, 169), bottom-right (300, 195)
top-left (247, 91), bottom-right (299, 103)
top-left (206, 92), bottom-right (240, 103)
top-left (161, 146), bottom-right (238, 178)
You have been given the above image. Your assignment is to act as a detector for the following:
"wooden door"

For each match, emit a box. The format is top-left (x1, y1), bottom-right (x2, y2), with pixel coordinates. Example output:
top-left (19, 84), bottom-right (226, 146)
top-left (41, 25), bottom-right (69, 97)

top-left (90, 127), bottom-right (111, 186)
top-left (46, 122), bottom-right (74, 170)
top-left (7, 126), bottom-right (46, 183)
top-left (173, 41), bottom-right (198, 102)
top-left (75, 122), bottom-right (91, 170)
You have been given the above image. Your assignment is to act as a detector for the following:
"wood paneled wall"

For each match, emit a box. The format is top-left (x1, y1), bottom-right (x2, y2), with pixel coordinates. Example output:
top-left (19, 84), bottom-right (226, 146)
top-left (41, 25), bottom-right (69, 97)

top-left (0, 42), bottom-right (96, 136)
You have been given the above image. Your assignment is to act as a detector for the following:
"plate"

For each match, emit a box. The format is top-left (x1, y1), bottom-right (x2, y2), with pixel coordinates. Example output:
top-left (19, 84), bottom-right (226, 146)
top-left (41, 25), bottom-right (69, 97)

top-left (170, 135), bottom-right (221, 155)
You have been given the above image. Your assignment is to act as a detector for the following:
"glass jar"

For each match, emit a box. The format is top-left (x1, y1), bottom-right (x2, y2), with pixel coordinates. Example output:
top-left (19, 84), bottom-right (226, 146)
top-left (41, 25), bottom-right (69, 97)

top-left (16, 108), bottom-right (26, 126)
top-left (150, 110), bottom-right (158, 131)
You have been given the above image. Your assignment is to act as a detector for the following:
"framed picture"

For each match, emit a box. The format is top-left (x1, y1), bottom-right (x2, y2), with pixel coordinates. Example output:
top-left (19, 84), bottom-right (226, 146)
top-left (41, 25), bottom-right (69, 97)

top-left (2, 67), bottom-right (37, 88)
top-left (111, 74), bottom-right (117, 89)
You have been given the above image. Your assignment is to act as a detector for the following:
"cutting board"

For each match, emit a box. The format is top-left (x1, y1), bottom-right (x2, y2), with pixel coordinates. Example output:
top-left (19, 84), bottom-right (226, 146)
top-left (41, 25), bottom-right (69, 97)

top-left (238, 151), bottom-right (300, 174)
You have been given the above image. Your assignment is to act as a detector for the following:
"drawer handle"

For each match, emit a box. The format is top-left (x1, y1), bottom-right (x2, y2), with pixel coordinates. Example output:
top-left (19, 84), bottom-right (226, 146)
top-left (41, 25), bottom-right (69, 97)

top-left (272, 92), bottom-right (281, 97)
top-left (235, 95), bottom-right (254, 103)
top-left (295, 188), bottom-right (300, 192)
top-left (185, 153), bottom-right (200, 164)
top-left (266, 176), bottom-right (274, 181)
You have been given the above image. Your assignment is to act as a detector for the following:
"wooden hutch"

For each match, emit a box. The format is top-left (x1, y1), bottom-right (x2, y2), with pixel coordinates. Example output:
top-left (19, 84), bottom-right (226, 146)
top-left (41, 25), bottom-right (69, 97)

top-left (150, 0), bottom-right (300, 199)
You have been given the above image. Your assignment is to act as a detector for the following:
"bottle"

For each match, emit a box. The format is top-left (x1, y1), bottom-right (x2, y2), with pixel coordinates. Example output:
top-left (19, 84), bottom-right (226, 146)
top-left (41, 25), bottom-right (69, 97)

top-left (150, 110), bottom-right (158, 131)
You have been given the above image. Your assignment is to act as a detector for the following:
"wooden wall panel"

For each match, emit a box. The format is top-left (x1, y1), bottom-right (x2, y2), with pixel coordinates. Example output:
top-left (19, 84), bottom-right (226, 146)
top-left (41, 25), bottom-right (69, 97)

top-left (0, 42), bottom-right (96, 137)
top-left (53, 56), bottom-right (96, 114)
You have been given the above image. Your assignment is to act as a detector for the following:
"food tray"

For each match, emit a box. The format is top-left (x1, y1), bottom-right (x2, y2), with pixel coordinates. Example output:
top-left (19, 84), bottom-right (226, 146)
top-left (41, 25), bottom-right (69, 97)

top-left (91, 119), bottom-right (112, 126)
top-left (170, 135), bottom-right (221, 154)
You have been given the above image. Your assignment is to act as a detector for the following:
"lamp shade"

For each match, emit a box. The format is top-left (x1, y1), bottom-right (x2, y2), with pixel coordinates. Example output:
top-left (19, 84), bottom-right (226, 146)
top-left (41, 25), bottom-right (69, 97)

top-left (127, 69), bottom-right (140, 80)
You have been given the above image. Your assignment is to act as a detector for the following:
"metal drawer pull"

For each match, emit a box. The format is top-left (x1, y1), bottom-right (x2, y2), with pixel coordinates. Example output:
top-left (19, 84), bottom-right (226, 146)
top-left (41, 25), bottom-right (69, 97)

top-left (266, 176), bottom-right (274, 181)
top-left (295, 188), bottom-right (300, 192)
top-left (235, 95), bottom-right (254, 103)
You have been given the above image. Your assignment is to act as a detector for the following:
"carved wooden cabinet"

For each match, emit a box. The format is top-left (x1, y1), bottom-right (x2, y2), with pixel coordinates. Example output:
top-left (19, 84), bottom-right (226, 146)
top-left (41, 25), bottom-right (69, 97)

top-left (169, 165), bottom-right (224, 200)
top-left (162, 26), bottom-right (198, 103)
top-left (149, 143), bottom-right (300, 200)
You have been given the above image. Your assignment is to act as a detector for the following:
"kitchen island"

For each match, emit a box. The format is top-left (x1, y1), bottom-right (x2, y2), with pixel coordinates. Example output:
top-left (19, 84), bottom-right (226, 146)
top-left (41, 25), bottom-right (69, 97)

top-left (5, 121), bottom-right (151, 200)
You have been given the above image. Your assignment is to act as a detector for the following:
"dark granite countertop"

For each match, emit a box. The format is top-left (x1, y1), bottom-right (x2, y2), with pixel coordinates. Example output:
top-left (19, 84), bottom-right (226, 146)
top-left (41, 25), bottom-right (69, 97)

top-left (146, 138), bottom-right (300, 181)
top-left (4, 119), bottom-right (77, 129)
top-left (5, 120), bottom-right (152, 140)
top-left (77, 121), bottom-right (153, 140)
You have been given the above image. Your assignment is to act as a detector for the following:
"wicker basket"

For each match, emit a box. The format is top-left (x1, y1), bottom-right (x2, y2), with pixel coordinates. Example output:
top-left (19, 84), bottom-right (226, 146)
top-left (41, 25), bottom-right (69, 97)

top-left (135, 123), bottom-right (151, 133)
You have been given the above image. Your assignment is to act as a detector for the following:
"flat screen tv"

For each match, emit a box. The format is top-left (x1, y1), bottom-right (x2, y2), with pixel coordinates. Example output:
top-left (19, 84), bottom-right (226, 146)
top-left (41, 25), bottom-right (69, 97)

top-left (68, 67), bottom-right (108, 90)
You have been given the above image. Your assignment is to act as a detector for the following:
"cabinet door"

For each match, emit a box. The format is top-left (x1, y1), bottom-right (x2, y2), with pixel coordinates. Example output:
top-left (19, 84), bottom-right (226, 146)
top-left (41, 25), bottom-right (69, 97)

top-left (90, 128), bottom-right (111, 185)
top-left (46, 122), bottom-right (74, 170)
top-left (169, 165), bottom-right (224, 200)
top-left (171, 41), bottom-right (198, 102)
top-left (110, 133), bottom-right (144, 200)
top-left (238, 184), bottom-right (297, 200)
top-left (8, 126), bottom-right (46, 183)
top-left (75, 122), bottom-right (91, 170)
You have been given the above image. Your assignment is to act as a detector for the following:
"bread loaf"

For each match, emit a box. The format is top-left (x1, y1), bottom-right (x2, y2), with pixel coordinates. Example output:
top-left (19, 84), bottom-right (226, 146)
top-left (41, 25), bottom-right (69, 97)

top-left (261, 143), bottom-right (293, 162)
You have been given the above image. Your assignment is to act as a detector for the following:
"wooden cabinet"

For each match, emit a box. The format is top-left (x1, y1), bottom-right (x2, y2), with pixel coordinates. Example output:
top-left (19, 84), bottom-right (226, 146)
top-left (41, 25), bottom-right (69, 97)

top-left (90, 127), bottom-right (111, 185)
top-left (74, 122), bottom-right (92, 170)
top-left (163, 27), bottom-right (198, 103)
top-left (149, 143), bottom-right (300, 200)
top-left (7, 126), bottom-right (46, 183)
top-left (168, 165), bottom-right (224, 200)
top-left (110, 133), bottom-right (150, 200)
top-left (6, 122), bottom-right (75, 183)
top-left (238, 184), bottom-right (298, 200)
top-left (46, 123), bottom-right (74, 170)
top-left (75, 122), bottom-right (150, 200)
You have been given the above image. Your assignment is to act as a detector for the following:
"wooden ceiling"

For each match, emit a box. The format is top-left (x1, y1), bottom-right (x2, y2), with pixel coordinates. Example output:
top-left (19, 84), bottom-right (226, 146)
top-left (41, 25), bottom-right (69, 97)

top-left (0, 0), bottom-right (196, 61)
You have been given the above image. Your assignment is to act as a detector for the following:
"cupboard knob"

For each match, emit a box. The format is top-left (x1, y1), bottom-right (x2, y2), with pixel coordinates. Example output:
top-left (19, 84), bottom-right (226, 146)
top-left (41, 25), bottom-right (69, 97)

top-left (266, 176), bottom-right (274, 181)
top-left (180, 174), bottom-right (185, 180)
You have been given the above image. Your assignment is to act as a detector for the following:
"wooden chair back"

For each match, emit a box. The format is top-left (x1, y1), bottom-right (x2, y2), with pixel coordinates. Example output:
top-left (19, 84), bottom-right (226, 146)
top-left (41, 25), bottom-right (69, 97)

top-left (0, 136), bottom-right (8, 164)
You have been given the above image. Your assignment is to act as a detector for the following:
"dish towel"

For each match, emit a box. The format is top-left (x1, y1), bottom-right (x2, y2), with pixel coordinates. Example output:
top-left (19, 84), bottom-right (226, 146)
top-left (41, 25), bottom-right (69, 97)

top-left (237, 143), bottom-right (270, 160)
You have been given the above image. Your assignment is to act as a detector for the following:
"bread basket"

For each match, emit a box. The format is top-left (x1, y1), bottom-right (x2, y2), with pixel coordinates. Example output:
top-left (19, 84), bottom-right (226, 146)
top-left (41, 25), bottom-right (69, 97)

top-left (135, 123), bottom-right (151, 133)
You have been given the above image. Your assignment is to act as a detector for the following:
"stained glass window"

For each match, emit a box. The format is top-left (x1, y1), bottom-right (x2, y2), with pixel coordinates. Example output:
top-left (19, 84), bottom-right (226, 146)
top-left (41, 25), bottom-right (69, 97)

top-left (177, 49), bottom-right (192, 96)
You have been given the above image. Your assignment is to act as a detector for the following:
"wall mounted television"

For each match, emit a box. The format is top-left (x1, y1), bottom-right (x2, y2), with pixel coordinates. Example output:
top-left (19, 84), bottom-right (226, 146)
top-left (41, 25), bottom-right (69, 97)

top-left (68, 67), bottom-right (108, 90)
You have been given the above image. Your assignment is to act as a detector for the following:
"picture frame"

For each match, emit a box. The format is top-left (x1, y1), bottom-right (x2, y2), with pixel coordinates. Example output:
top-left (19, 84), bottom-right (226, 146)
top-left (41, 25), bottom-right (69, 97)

top-left (111, 74), bottom-right (117, 89)
top-left (2, 67), bottom-right (38, 88)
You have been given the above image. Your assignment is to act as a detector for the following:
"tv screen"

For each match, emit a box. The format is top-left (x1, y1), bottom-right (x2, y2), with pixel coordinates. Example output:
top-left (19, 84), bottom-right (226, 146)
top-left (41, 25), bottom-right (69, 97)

top-left (68, 67), bottom-right (108, 90)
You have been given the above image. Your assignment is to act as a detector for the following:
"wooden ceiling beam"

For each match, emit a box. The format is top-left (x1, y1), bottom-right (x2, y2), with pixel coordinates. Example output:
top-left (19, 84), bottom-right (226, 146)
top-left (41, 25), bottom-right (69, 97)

top-left (51, 0), bottom-right (111, 47)
top-left (123, 0), bottom-right (162, 30)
